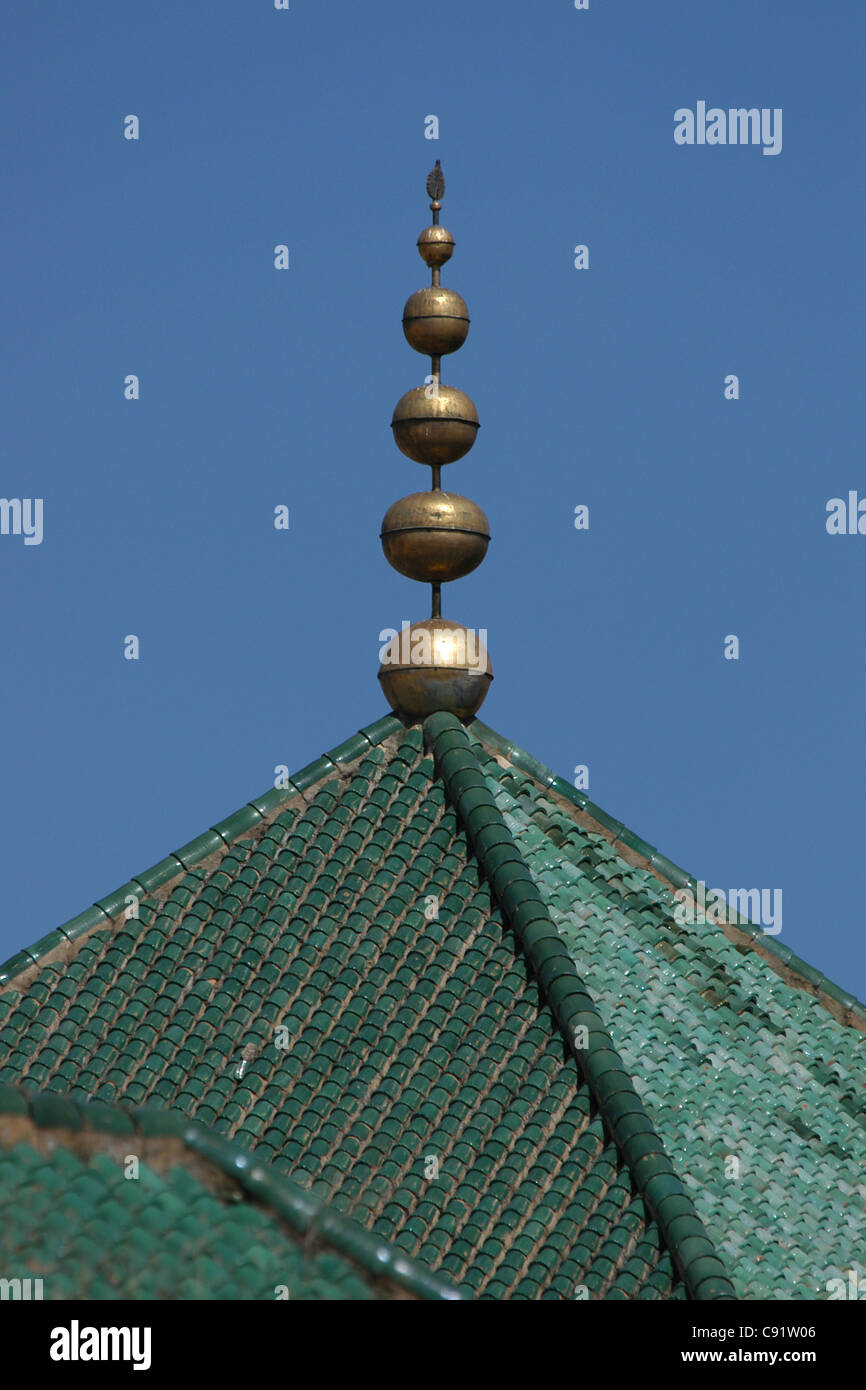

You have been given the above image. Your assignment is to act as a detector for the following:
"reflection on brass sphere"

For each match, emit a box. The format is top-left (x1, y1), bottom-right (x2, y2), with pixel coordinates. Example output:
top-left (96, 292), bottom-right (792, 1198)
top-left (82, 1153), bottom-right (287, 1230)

top-left (379, 618), bottom-right (493, 722)
top-left (391, 385), bottom-right (479, 465)
top-left (381, 491), bottom-right (490, 583)
top-left (403, 287), bottom-right (469, 356)
top-left (417, 225), bottom-right (455, 267)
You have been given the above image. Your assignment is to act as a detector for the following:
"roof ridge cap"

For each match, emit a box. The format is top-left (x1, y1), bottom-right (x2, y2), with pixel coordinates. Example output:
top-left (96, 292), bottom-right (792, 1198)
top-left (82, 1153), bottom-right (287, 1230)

top-left (425, 711), bottom-right (736, 1301)
top-left (0, 1083), bottom-right (463, 1302)
top-left (469, 717), bottom-right (866, 1032)
top-left (0, 714), bottom-right (404, 991)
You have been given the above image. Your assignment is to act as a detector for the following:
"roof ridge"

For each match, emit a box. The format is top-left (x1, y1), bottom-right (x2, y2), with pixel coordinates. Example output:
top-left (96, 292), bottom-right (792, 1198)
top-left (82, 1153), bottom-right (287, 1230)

top-left (7, 704), bottom-right (858, 1033)
top-left (470, 717), bottom-right (866, 1030)
top-left (0, 1082), bottom-right (463, 1301)
top-left (0, 715), bottom-right (404, 989)
top-left (424, 711), bottom-right (736, 1301)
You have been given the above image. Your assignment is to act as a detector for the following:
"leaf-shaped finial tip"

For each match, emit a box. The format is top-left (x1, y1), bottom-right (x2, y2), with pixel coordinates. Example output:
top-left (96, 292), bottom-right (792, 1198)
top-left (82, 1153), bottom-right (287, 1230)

top-left (426, 160), bottom-right (445, 203)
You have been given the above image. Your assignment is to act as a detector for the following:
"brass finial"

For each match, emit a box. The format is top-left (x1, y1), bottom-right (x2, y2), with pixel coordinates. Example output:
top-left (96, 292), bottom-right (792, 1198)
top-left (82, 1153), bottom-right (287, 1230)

top-left (379, 166), bottom-right (492, 722)
top-left (426, 159), bottom-right (445, 212)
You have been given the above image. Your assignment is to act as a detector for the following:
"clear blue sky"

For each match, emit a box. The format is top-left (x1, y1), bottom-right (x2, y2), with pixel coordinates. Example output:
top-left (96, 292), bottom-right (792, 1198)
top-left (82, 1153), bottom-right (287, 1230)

top-left (2, 1), bottom-right (865, 999)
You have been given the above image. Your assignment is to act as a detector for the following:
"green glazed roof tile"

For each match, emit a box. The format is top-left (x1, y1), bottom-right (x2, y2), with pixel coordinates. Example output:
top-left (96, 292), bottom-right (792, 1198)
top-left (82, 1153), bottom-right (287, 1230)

top-left (0, 1085), bottom-right (461, 1301)
top-left (466, 717), bottom-right (866, 1300)
top-left (1, 713), bottom-right (861, 1300)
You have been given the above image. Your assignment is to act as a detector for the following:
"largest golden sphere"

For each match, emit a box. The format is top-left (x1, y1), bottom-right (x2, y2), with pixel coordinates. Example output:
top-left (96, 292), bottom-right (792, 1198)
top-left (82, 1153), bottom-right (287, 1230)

top-left (402, 287), bottom-right (469, 356)
top-left (391, 385), bottom-right (479, 465)
top-left (379, 618), bottom-right (493, 722)
top-left (381, 491), bottom-right (490, 583)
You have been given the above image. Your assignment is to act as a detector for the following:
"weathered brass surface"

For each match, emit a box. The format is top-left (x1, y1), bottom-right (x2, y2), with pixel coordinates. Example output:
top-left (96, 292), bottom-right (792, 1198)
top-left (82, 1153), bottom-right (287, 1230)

top-left (426, 160), bottom-right (445, 203)
top-left (377, 165), bottom-right (493, 713)
top-left (402, 287), bottom-right (469, 356)
top-left (378, 617), bottom-right (493, 721)
top-left (381, 491), bottom-right (489, 582)
top-left (391, 385), bottom-right (479, 465)
top-left (417, 225), bottom-right (455, 267)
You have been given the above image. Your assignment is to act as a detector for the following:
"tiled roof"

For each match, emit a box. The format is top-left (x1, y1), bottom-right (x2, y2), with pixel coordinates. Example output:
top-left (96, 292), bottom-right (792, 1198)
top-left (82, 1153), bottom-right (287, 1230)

top-left (0, 1084), bottom-right (460, 1300)
top-left (466, 722), bottom-right (866, 1299)
top-left (0, 711), bottom-right (863, 1299)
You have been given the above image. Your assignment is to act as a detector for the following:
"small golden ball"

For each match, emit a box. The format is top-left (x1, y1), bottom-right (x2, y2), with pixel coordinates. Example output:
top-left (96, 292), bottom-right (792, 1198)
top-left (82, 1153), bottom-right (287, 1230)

top-left (391, 384), bottom-right (479, 465)
top-left (403, 287), bottom-right (469, 357)
top-left (381, 491), bottom-right (489, 583)
top-left (417, 225), bottom-right (455, 267)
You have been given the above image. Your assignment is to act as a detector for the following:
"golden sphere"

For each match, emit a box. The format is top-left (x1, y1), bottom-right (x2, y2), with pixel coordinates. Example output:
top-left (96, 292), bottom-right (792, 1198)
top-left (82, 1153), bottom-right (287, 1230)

top-left (391, 385), bottom-right (479, 465)
top-left (379, 618), bottom-right (493, 722)
top-left (417, 225), bottom-right (455, 267)
top-left (403, 287), bottom-right (469, 356)
top-left (381, 491), bottom-right (490, 583)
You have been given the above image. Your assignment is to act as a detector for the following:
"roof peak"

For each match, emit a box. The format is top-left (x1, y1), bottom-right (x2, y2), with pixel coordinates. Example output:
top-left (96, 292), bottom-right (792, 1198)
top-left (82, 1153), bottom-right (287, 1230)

top-left (2, 715), bottom-right (865, 1298)
top-left (2, 712), bottom-right (863, 1034)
